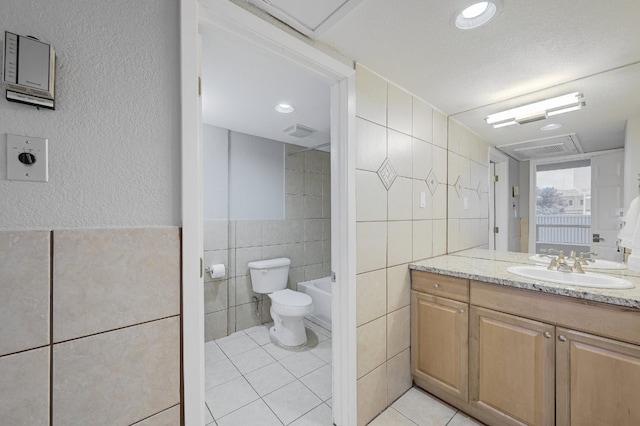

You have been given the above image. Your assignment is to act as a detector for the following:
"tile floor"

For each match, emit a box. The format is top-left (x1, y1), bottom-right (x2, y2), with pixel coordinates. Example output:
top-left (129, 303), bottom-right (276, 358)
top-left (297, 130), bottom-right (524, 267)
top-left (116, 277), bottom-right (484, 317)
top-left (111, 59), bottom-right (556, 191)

top-left (204, 320), bottom-right (483, 426)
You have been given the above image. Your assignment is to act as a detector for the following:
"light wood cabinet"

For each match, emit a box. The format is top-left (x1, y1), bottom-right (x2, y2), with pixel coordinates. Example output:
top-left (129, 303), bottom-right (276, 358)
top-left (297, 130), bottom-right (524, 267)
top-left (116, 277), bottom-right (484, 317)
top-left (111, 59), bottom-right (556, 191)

top-left (411, 270), bottom-right (640, 426)
top-left (556, 328), bottom-right (640, 426)
top-left (469, 307), bottom-right (555, 426)
top-left (411, 291), bottom-right (468, 402)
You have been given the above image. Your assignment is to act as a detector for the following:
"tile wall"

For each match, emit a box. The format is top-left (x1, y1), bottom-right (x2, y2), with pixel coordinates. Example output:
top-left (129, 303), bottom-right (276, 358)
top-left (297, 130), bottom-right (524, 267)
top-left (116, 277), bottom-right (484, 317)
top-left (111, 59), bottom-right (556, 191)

top-left (447, 119), bottom-right (491, 252)
top-left (203, 145), bottom-right (331, 341)
top-left (354, 64), bottom-right (489, 425)
top-left (0, 228), bottom-right (181, 425)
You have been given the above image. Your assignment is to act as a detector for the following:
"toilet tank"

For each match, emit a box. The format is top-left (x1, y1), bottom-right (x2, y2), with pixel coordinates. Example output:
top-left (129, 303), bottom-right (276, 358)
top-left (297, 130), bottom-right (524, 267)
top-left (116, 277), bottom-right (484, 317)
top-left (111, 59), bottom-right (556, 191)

top-left (247, 258), bottom-right (291, 293)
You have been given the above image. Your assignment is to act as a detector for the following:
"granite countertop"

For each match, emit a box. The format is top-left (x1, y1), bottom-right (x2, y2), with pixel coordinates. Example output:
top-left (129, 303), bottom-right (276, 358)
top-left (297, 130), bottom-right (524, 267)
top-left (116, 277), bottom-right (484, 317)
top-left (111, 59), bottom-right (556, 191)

top-left (409, 249), bottom-right (640, 309)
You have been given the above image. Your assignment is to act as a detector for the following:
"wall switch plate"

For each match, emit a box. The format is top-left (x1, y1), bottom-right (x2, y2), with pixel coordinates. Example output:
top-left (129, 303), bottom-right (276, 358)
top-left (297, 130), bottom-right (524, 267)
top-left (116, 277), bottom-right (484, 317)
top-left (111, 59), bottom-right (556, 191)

top-left (7, 134), bottom-right (48, 182)
top-left (464, 197), bottom-right (469, 210)
top-left (420, 191), bottom-right (426, 208)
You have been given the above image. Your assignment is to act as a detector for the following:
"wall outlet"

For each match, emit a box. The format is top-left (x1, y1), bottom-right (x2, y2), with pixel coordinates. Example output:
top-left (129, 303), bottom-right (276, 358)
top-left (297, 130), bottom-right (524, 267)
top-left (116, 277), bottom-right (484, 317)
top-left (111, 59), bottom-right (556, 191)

top-left (7, 134), bottom-right (49, 182)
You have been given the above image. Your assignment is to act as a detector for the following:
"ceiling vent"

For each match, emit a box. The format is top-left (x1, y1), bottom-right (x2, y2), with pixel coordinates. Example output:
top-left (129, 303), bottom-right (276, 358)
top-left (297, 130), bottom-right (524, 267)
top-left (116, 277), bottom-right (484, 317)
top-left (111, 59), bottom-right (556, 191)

top-left (496, 134), bottom-right (583, 161)
top-left (282, 124), bottom-right (317, 138)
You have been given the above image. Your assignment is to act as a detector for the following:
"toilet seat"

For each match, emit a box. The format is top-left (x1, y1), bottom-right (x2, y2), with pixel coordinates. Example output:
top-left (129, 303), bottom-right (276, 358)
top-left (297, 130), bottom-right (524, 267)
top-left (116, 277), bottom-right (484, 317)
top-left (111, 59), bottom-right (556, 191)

top-left (269, 289), bottom-right (313, 316)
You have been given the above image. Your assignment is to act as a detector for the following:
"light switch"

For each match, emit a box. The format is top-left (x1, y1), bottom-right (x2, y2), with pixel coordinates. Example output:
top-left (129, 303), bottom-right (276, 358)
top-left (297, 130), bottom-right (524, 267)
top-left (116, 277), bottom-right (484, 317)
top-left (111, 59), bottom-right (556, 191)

top-left (464, 197), bottom-right (469, 210)
top-left (420, 191), bottom-right (426, 208)
top-left (7, 134), bottom-right (48, 182)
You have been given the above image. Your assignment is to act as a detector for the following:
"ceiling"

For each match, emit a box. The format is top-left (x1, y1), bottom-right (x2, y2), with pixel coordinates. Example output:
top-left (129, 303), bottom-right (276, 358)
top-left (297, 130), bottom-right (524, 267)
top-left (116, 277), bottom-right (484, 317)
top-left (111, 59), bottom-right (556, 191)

top-left (202, 0), bottom-right (640, 156)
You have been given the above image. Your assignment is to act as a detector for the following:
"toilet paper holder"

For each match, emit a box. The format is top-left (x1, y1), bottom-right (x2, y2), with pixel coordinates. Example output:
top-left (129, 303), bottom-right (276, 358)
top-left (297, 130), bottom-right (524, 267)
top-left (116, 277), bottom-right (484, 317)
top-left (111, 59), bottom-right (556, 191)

top-left (205, 264), bottom-right (226, 279)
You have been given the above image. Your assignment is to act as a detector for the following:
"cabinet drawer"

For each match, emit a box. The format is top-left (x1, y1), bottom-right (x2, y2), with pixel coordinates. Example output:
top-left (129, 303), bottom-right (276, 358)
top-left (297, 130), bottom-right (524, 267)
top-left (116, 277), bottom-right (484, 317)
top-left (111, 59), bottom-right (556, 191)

top-left (411, 270), bottom-right (469, 302)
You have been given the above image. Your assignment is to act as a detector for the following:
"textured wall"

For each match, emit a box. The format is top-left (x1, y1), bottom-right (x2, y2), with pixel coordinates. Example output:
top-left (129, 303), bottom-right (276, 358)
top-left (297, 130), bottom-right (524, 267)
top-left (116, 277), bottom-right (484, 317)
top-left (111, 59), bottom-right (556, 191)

top-left (0, 0), bottom-right (181, 229)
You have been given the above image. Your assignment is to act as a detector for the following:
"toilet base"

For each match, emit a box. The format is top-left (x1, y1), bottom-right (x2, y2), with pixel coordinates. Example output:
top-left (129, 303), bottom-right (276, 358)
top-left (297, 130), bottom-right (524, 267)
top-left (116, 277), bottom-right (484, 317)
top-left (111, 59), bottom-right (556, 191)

top-left (270, 308), bottom-right (308, 347)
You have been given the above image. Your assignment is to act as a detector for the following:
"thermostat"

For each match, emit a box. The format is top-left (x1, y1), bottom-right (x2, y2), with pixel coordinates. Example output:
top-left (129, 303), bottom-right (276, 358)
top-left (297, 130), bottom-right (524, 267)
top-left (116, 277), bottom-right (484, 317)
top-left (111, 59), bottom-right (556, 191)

top-left (3, 31), bottom-right (56, 109)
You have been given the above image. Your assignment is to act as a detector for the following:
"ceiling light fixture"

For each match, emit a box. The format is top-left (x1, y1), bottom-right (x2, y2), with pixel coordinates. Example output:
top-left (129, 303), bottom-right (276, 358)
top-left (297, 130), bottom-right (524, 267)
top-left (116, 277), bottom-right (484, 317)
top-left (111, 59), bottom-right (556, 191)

top-left (485, 92), bottom-right (585, 128)
top-left (454, 1), bottom-right (500, 29)
top-left (540, 123), bottom-right (563, 131)
top-left (275, 103), bottom-right (295, 113)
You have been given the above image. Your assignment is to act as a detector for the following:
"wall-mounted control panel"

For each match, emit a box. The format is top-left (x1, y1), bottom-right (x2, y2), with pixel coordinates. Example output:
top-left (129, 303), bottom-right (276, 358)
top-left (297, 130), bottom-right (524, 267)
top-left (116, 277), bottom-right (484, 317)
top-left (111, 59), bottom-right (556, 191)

top-left (6, 134), bottom-right (49, 182)
top-left (3, 31), bottom-right (56, 109)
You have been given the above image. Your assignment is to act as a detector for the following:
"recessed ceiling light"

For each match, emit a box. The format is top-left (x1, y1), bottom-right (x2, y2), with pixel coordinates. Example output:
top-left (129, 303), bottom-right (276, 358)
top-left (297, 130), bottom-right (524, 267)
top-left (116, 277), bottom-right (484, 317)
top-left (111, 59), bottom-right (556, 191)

top-left (540, 123), bottom-right (563, 131)
top-left (454, 1), bottom-right (500, 30)
top-left (275, 103), bottom-right (295, 113)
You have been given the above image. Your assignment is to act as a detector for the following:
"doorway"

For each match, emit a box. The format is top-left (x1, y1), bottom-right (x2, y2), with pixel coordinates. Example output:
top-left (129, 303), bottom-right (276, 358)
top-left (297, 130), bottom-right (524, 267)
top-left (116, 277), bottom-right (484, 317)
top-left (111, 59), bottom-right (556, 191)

top-left (182, 1), bottom-right (357, 424)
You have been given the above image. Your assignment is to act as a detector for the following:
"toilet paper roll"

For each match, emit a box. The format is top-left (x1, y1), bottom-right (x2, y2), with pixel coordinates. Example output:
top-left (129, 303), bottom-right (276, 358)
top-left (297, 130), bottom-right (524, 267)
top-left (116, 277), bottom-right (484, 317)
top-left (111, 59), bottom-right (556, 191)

top-left (208, 264), bottom-right (226, 279)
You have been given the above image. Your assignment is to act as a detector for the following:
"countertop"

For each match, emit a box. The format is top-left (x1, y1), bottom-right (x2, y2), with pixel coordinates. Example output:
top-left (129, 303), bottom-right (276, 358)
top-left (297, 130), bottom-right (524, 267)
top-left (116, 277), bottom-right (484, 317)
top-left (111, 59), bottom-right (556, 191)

top-left (409, 249), bottom-right (640, 309)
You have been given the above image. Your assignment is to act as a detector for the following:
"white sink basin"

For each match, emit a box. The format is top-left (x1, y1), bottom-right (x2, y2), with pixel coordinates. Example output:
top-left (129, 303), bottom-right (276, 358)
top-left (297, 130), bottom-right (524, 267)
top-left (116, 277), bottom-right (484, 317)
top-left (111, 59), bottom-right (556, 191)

top-left (507, 265), bottom-right (634, 289)
top-left (529, 255), bottom-right (627, 270)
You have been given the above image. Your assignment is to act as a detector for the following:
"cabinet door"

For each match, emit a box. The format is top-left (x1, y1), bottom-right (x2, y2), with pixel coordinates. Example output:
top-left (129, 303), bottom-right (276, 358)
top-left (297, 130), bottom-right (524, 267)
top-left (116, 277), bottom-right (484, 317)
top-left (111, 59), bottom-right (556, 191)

top-left (469, 307), bottom-right (555, 426)
top-left (556, 328), bottom-right (640, 426)
top-left (411, 291), bottom-right (468, 402)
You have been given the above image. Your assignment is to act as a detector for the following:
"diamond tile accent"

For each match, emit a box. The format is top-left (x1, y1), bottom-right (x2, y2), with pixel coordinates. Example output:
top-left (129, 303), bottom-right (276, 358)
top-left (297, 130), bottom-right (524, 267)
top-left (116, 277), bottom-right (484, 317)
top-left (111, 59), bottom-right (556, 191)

top-left (453, 175), bottom-right (463, 198)
top-left (476, 180), bottom-right (484, 200)
top-left (377, 158), bottom-right (397, 191)
top-left (425, 169), bottom-right (439, 195)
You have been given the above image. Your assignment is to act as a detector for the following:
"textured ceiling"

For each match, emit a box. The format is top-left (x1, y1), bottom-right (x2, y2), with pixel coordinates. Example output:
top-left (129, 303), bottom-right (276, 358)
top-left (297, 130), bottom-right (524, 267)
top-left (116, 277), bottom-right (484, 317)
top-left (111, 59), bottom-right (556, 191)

top-left (319, 0), bottom-right (640, 152)
top-left (202, 0), bottom-right (640, 154)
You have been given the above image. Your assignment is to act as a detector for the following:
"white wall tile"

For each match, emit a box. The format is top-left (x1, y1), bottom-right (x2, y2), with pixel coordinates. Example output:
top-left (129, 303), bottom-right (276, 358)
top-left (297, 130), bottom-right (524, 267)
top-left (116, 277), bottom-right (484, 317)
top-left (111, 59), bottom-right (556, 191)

top-left (205, 310), bottom-right (228, 342)
top-left (235, 246), bottom-right (263, 278)
top-left (356, 65), bottom-right (387, 126)
top-left (386, 264), bottom-right (410, 313)
top-left (387, 349), bottom-right (412, 405)
top-left (412, 138), bottom-right (432, 180)
top-left (0, 231), bottom-right (50, 356)
top-left (387, 306), bottom-right (410, 359)
top-left (356, 270), bottom-right (387, 327)
top-left (433, 110), bottom-right (448, 149)
top-left (412, 97), bottom-right (433, 142)
top-left (53, 227), bottom-right (180, 342)
top-left (132, 405), bottom-right (180, 426)
top-left (357, 363), bottom-right (387, 426)
top-left (356, 222), bottom-right (387, 274)
top-left (357, 316), bottom-right (386, 378)
top-left (304, 172), bottom-right (323, 196)
top-left (204, 280), bottom-right (228, 314)
top-left (433, 219), bottom-right (447, 256)
top-left (388, 129), bottom-right (413, 178)
top-left (0, 347), bottom-right (49, 425)
top-left (357, 170), bottom-right (388, 222)
top-left (285, 169), bottom-right (304, 195)
top-left (413, 220), bottom-right (433, 261)
top-left (412, 180), bottom-right (433, 221)
top-left (203, 220), bottom-right (229, 251)
top-left (387, 84), bottom-right (412, 135)
top-left (53, 317), bottom-right (180, 425)
top-left (388, 177), bottom-right (413, 221)
top-left (356, 118), bottom-right (387, 172)
top-left (387, 221), bottom-right (413, 267)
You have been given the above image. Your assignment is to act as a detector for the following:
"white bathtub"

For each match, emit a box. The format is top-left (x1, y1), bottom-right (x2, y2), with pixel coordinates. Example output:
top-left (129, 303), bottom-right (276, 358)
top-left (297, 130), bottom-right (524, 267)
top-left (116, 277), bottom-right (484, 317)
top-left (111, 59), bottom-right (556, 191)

top-left (297, 276), bottom-right (332, 331)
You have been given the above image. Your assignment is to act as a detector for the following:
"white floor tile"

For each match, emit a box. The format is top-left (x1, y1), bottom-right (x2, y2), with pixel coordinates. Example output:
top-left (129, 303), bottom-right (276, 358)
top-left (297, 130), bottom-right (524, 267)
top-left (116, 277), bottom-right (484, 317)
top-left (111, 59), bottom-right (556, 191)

top-left (309, 339), bottom-right (332, 363)
top-left (205, 340), bottom-right (227, 363)
top-left (391, 388), bottom-right (456, 426)
top-left (263, 342), bottom-right (297, 361)
top-left (369, 408), bottom-right (416, 425)
top-left (245, 324), bottom-right (274, 346)
top-left (304, 321), bottom-right (331, 342)
top-left (217, 399), bottom-right (283, 426)
top-left (264, 380), bottom-right (323, 425)
top-left (289, 403), bottom-right (332, 426)
top-left (205, 376), bottom-right (260, 420)
top-left (206, 358), bottom-right (241, 390)
top-left (244, 362), bottom-right (297, 396)
top-left (447, 411), bottom-right (485, 426)
top-left (216, 334), bottom-right (259, 358)
top-left (300, 364), bottom-right (332, 401)
top-left (205, 403), bottom-right (215, 424)
top-left (229, 346), bottom-right (276, 374)
top-left (279, 351), bottom-right (326, 378)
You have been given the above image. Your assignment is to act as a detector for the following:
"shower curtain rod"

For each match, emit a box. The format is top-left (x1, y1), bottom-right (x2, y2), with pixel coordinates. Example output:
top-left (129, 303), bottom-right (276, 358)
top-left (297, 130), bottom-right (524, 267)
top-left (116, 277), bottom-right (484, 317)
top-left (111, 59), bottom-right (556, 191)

top-left (286, 143), bottom-right (330, 156)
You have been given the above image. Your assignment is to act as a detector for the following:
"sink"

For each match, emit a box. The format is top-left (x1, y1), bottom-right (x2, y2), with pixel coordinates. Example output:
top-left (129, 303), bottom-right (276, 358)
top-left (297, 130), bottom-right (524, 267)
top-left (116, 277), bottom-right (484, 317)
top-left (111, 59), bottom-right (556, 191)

top-left (507, 265), bottom-right (634, 289)
top-left (529, 254), bottom-right (627, 270)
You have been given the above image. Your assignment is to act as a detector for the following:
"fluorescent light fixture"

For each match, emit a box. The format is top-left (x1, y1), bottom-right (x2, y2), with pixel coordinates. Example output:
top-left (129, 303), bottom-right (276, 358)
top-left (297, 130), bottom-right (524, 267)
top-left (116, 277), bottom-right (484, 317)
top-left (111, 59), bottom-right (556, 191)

top-left (485, 92), bottom-right (585, 128)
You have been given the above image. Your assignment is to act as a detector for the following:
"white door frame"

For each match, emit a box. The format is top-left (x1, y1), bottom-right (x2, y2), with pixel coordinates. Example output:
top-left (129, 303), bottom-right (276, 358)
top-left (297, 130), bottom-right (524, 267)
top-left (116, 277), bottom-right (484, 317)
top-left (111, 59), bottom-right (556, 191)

top-left (181, 1), bottom-right (357, 424)
top-left (527, 149), bottom-right (624, 254)
top-left (489, 148), bottom-right (509, 251)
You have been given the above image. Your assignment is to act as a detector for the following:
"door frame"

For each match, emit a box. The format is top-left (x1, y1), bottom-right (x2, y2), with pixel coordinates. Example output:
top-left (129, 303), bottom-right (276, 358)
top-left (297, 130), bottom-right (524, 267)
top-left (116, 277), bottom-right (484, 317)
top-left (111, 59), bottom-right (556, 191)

top-left (181, 1), bottom-right (358, 424)
top-left (527, 149), bottom-right (624, 254)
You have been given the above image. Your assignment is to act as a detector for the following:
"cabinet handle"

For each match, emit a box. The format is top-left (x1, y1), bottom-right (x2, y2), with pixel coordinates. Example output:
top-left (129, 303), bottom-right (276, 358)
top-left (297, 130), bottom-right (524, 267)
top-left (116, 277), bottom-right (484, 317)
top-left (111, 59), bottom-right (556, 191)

top-left (558, 335), bottom-right (567, 342)
top-left (459, 308), bottom-right (465, 314)
top-left (433, 283), bottom-right (440, 288)
top-left (543, 331), bottom-right (552, 338)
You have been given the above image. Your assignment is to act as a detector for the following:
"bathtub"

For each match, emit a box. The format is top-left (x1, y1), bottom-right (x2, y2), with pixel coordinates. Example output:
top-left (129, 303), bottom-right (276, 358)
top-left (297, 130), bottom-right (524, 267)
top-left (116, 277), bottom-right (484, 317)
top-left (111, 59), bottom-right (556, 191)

top-left (297, 276), bottom-right (332, 331)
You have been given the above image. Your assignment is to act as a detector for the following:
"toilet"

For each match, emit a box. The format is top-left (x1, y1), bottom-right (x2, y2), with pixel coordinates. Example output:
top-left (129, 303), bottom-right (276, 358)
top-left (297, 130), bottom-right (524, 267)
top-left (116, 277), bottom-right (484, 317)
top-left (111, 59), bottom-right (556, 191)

top-left (248, 257), bottom-right (314, 347)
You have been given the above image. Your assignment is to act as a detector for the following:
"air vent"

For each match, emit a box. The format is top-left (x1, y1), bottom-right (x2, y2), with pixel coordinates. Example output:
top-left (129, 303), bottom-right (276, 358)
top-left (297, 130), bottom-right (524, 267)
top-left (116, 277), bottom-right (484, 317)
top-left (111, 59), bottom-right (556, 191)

top-left (282, 124), bottom-right (317, 138)
top-left (497, 134), bottom-right (583, 161)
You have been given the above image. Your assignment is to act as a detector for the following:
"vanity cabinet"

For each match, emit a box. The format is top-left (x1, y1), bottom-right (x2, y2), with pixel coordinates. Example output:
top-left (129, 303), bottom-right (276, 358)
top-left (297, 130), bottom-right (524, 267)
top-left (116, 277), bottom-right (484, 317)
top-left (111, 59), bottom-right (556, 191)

top-left (411, 272), bottom-right (469, 403)
top-left (411, 270), bottom-right (640, 426)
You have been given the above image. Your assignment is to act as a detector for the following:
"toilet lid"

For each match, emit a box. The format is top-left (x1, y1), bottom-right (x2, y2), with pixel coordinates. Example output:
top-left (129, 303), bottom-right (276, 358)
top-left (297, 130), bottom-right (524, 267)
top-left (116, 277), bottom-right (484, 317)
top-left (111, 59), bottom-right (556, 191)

top-left (270, 289), bottom-right (312, 307)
